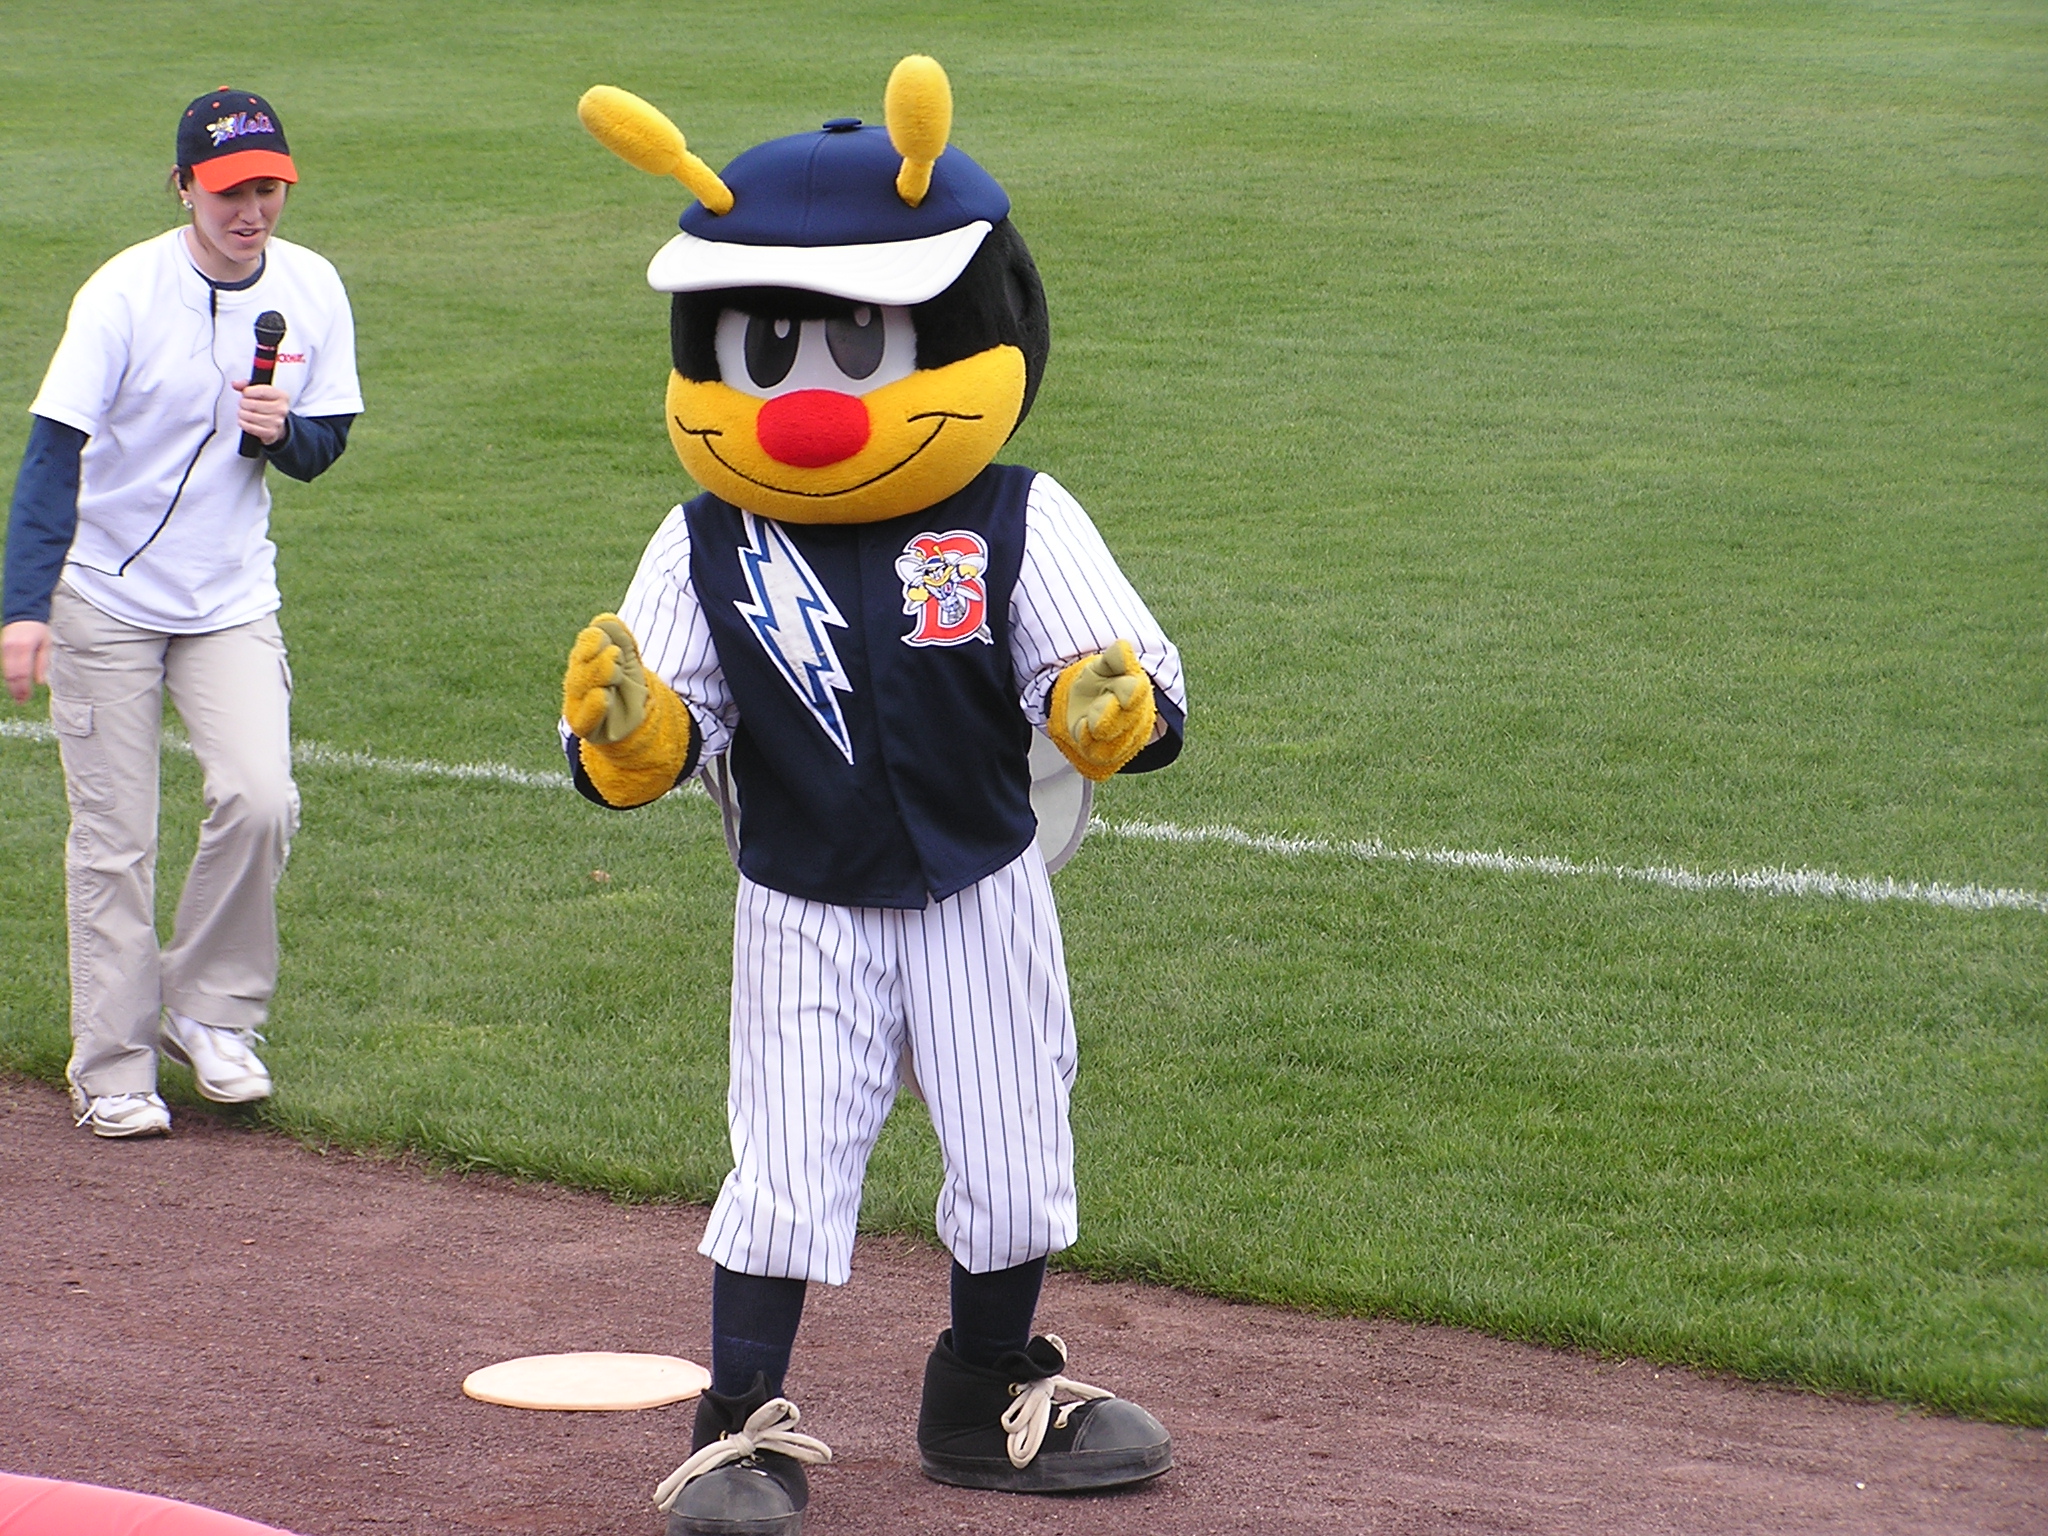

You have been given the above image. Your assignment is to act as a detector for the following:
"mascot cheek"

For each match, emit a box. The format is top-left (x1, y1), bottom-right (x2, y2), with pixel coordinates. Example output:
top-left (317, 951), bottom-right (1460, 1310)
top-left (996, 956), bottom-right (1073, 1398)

top-left (664, 347), bottom-right (1028, 526)
top-left (665, 377), bottom-right (749, 503)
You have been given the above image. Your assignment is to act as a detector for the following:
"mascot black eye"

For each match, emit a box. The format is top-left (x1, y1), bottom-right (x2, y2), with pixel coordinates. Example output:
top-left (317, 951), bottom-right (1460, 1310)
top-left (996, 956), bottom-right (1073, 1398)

top-left (826, 305), bottom-right (886, 380)
top-left (744, 316), bottom-right (800, 388)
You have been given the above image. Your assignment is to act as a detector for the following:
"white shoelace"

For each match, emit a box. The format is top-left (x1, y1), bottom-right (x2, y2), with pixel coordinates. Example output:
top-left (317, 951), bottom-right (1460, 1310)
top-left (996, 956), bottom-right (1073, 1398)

top-left (998, 1335), bottom-right (1116, 1468)
top-left (74, 1093), bottom-right (161, 1128)
top-left (652, 1397), bottom-right (833, 1513)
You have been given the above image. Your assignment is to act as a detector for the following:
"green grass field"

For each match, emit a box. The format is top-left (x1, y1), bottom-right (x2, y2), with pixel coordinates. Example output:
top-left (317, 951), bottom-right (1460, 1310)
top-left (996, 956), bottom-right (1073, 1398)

top-left (3, 2), bottom-right (2043, 1424)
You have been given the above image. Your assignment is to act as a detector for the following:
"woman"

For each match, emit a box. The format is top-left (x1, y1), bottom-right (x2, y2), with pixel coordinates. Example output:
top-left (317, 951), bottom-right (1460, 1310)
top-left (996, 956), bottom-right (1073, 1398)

top-left (1, 89), bottom-right (362, 1137)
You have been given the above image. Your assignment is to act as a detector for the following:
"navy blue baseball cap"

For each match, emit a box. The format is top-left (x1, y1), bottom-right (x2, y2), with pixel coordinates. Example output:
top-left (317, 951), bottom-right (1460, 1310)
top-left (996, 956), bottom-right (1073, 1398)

top-left (178, 89), bottom-right (296, 192)
top-left (648, 118), bottom-right (1010, 305)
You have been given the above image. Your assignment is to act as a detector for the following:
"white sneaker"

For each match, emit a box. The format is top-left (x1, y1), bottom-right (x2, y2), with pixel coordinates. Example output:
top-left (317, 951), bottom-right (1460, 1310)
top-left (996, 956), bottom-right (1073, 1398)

top-left (69, 1086), bottom-right (172, 1138)
top-left (160, 1012), bottom-right (273, 1103)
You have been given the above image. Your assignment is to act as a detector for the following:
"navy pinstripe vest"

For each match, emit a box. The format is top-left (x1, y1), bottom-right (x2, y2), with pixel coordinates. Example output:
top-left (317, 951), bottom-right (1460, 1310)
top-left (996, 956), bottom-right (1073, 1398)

top-left (686, 463), bottom-right (1038, 908)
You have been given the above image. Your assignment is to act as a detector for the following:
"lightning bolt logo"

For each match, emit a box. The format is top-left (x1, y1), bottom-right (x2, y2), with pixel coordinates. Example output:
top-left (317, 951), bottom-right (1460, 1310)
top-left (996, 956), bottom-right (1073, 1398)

top-left (733, 513), bottom-right (857, 763)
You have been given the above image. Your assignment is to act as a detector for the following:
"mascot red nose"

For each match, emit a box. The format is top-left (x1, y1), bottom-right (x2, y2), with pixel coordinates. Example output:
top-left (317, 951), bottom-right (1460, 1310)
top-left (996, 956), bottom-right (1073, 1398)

top-left (753, 389), bottom-right (870, 466)
top-left (559, 56), bottom-right (1188, 1536)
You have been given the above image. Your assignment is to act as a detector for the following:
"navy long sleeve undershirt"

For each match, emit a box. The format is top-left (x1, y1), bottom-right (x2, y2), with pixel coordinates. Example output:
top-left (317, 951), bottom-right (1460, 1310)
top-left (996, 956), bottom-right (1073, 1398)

top-left (264, 410), bottom-right (354, 484)
top-left (3, 410), bottom-right (355, 625)
top-left (3, 416), bottom-right (85, 626)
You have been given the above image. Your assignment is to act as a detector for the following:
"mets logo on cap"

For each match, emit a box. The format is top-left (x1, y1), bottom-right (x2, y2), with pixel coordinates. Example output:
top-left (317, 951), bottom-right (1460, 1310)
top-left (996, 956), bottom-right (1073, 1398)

top-left (897, 531), bottom-right (991, 646)
top-left (177, 88), bottom-right (297, 192)
top-left (206, 109), bottom-right (276, 146)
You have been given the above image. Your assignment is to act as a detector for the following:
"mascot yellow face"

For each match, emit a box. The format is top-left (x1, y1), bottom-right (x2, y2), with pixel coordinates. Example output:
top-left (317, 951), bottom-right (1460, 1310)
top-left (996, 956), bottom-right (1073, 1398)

top-left (581, 58), bottom-right (1050, 526)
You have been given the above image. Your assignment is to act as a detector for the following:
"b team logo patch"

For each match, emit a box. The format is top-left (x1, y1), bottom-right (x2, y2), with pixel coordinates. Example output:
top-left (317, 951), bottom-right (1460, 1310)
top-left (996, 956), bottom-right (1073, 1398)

top-left (897, 531), bottom-right (992, 647)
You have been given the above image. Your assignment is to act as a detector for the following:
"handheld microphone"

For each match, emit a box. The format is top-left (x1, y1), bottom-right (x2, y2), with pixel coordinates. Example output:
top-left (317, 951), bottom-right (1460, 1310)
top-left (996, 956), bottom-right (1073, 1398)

top-left (238, 310), bottom-right (289, 458)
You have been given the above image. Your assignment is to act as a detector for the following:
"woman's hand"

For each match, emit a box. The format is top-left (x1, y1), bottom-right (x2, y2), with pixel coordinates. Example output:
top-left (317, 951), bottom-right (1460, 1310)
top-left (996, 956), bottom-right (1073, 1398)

top-left (3, 620), bottom-right (52, 704)
top-left (232, 380), bottom-right (291, 446)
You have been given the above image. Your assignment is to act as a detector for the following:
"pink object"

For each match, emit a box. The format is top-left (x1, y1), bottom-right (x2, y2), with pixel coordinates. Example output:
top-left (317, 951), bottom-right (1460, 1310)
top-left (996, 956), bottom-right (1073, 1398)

top-left (0, 1472), bottom-right (300, 1535)
top-left (755, 389), bottom-right (871, 466)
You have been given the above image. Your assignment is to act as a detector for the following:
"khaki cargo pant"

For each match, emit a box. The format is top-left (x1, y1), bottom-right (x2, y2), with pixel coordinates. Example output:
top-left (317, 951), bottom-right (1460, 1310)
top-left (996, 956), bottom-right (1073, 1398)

top-left (47, 583), bottom-right (299, 1098)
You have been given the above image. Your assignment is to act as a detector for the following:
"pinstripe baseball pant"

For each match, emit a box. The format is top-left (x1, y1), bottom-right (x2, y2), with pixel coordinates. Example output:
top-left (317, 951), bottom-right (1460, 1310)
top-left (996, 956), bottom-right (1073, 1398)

top-left (699, 844), bottom-right (1079, 1285)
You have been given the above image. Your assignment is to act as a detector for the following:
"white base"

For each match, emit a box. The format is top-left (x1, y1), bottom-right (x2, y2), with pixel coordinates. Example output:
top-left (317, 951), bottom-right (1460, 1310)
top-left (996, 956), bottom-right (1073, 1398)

top-left (461, 1351), bottom-right (711, 1411)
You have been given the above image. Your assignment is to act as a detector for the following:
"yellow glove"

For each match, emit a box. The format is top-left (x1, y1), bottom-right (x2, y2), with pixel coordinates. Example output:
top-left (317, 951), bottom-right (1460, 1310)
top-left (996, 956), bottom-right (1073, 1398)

top-left (1046, 639), bottom-right (1157, 782)
top-left (564, 614), bottom-right (649, 743)
top-left (562, 614), bottom-right (693, 806)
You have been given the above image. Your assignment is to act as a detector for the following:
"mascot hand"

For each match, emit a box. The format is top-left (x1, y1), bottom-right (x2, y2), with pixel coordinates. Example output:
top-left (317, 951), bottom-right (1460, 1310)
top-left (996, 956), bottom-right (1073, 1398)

top-left (1048, 639), bottom-right (1157, 782)
top-left (563, 615), bottom-right (695, 807)
top-left (564, 614), bottom-right (650, 744)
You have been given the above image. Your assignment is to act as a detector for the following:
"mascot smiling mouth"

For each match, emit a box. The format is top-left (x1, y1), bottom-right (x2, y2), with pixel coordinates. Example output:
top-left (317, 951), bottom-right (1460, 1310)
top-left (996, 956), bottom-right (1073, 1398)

top-left (664, 346), bottom-right (1027, 524)
top-left (674, 410), bottom-right (960, 494)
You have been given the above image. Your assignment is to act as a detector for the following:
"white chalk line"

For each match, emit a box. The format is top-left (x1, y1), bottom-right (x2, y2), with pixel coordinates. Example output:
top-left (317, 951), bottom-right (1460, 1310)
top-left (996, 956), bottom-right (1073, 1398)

top-left (1097, 817), bottom-right (2048, 915)
top-left (4, 716), bottom-right (2041, 915)
top-left (291, 737), bottom-right (579, 791)
top-left (1, 716), bottom-right (588, 792)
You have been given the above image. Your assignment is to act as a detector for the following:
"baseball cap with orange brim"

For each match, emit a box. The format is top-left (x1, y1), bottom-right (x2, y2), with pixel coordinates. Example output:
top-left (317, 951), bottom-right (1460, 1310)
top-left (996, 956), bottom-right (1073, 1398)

top-left (177, 89), bottom-right (297, 191)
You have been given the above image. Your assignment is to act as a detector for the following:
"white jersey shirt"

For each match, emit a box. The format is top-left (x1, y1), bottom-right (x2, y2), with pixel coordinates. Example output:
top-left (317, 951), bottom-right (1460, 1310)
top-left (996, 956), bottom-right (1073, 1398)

top-left (30, 228), bottom-right (363, 634)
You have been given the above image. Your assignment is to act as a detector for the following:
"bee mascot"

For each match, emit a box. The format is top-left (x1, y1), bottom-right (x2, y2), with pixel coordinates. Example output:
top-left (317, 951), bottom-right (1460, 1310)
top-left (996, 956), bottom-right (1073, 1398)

top-left (562, 56), bottom-right (1187, 1534)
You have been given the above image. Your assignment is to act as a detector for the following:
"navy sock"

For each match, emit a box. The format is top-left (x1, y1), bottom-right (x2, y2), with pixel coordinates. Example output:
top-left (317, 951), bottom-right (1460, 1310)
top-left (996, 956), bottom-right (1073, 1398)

top-left (710, 1265), bottom-right (807, 1398)
top-left (948, 1256), bottom-right (1047, 1369)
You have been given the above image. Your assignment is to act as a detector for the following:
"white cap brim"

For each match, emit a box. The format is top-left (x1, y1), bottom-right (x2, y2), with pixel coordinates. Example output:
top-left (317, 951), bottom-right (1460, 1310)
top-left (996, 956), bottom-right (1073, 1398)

top-left (647, 221), bottom-right (993, 305)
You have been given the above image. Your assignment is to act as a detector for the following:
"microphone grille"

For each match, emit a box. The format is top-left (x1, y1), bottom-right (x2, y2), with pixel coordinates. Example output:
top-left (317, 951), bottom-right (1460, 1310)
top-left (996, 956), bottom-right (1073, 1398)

top-left (254, 310), bottom-right (288, 344)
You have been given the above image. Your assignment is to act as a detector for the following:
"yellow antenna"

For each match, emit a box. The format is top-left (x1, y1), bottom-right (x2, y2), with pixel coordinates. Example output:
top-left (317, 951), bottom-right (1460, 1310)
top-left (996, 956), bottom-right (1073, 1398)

top-left (885, 55), bottom-right (951, 208)
top-left (578, 85), bottom-right (734, 216)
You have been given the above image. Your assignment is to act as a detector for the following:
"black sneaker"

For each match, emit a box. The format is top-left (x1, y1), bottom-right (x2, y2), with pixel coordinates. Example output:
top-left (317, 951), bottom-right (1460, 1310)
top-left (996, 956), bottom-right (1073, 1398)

top-left (655, 1374), bottom-right (830, 1535)
top-left (917, 1330), bottom-right (1172, 1492)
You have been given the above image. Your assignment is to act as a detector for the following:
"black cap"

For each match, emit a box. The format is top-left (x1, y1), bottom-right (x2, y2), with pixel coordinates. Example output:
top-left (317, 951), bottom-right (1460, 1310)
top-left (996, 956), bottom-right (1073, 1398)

top-left (177, 89), bottom-right (296, 192)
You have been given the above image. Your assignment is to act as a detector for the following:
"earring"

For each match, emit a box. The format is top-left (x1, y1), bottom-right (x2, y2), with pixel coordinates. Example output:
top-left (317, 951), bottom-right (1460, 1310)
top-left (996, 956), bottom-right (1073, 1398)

top-left (182, 199), bottom-right (193, 209)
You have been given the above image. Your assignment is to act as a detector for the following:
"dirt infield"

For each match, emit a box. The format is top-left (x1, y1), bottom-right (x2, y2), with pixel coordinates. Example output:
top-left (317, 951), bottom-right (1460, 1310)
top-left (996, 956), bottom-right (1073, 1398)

top-left (2, 1076), bottom-right (2041, 1535)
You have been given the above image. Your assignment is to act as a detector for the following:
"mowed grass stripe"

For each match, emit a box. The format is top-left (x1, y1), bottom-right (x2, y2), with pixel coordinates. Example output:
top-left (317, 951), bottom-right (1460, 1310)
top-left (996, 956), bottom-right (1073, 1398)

top-left (5, 722), bottom-right (2040, 914)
